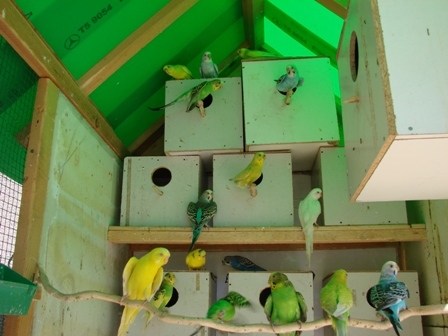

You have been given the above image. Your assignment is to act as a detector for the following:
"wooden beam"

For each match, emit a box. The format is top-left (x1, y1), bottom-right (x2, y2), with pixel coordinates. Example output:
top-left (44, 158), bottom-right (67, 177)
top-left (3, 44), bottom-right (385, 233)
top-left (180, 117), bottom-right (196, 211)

top-left (78, 0), bottom-right (198, 95)
top-left (265, 0), bottom-right (338, 67)
top-left (0, 0), bottom-right (128, 159)
top-left (241, 0), bottom-right (265, 49)
top-left (4, 78), bottom-right (58, 336)
top-left (316, 0), bottom-right (348, 19)
top-left (108, 225), bottom-right (426, 250)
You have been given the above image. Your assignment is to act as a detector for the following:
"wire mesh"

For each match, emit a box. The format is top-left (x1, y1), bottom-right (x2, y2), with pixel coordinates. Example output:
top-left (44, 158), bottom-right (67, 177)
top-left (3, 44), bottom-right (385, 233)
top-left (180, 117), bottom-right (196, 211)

top-left (0, 35), bottom-right (38, 332)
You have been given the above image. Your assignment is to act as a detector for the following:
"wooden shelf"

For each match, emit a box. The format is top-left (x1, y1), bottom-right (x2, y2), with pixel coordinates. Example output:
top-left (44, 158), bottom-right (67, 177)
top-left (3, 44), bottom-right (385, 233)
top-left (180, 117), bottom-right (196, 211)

top-left (108, 224), bottom-right (426, 252)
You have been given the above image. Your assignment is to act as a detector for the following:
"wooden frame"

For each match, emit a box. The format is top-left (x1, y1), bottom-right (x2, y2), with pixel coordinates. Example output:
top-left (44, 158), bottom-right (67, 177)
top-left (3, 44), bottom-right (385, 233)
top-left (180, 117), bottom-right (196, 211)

top-left (0, 0), bottom-right (128, 159)
top-left (108, 224), bottom-right (426, 251)
top-left (4, 78), bottom-right (58, 336)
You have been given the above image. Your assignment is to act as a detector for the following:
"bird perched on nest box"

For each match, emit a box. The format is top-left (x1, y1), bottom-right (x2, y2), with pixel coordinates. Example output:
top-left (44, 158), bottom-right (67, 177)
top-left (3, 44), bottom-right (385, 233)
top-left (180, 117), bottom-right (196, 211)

top-left (199, 51), bottom-right (219, 78)
top-left (230, 152), bottom-right (266, 197)
top-left (148, 79), bottom-right (223, 117)
top-left (275, 65), bottom-right (304, 105)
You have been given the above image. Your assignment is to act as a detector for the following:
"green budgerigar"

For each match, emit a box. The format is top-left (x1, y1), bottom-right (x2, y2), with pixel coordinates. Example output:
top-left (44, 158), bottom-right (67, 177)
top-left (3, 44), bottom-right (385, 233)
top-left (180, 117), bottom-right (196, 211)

top-left (320, 269), bottom-right (353, 336)
top-left (163, 64), bottom-right (194, 80)
top-left (145, 272), bottom-right (176, 327)
top-left (264, 272), bottom-right (308, 336)
top-left (230, 152), bottom-right (266, 197)
top-left (237, 48), bottom-right (278, 59)
top-left (148, 79), bottom-right (223, 117)
top-left (189, 291), bottom-right (250, 336)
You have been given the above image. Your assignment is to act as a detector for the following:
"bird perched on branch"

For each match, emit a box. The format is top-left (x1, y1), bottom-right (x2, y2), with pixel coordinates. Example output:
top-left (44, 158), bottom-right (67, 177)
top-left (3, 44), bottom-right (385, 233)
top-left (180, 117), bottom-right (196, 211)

top-left (275, 65), bottom-right (304, 105)
top-left (230, 152), bottom-right (266, 197)
top-left (145, 272), bottom-right (177, 327)
top-left (199, 51), bottom-right (219, 78)
top-left (148, 79), bottom-right (223, 117)
top-left (222, 255), bottom-right (266, 272)
top-left (189, 291), bottom-right (251, 336)
top-left (187, 189), bottom-right (217, 252)
top-left (117, 247), bottom-right (170, 336)
top-left (320, 269), bottom-right (353, 336)
top-left (367, 261), bottom-right (409, 336)
top-left (298, 188), bottom-right (322, 267)
top-left (264, 272), bottom-right (308, 336)
top-left (163, 64), bottom-right (194, 80)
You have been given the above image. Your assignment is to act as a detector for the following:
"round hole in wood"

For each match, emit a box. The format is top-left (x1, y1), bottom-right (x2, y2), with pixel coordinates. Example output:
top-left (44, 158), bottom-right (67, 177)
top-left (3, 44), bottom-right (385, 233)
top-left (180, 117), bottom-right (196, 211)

top-left (152, 167), bottom-right (172, 187)
top-left (349, 31), bottom-right (359, 82)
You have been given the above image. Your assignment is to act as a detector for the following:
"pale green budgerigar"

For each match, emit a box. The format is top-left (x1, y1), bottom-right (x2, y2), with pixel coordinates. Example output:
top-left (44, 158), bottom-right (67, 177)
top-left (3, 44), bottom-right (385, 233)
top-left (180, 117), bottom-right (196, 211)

top-left (189, 291), bottom-right (250, 336)
top-left (230, 152), bottom-right (266, 197)
top-left (199, 51), bottom-right (219, 78)
top-left (148, 79), bottom-right (223, 117)
top-left (320, 269), bottom-right (353, 336)
top-left (298, 188), bottom-right (322, 267)
top-left (163, 64), bottom-right (194, 80)
top-left (145, 272), bottom-right (176, 328)
top-left (264, 272), bottom-right (308, 336)
top-left (237, 48), bottom-right (278, 59)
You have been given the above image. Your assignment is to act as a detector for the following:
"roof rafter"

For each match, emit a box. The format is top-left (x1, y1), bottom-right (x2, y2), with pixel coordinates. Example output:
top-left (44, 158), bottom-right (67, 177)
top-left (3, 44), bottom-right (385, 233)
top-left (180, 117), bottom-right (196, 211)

top-left (265, 0), bottom-right (337, 67)
top-left (241, 0), bottom-right (264, 49)
top-left (315, 0), bottom-right (348, 19)
top-left (78, 0), bottom-right (199, 95)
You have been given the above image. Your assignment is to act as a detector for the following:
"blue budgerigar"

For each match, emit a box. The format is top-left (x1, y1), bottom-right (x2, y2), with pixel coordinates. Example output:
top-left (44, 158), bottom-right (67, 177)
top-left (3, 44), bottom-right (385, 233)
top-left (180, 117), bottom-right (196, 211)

top-left (367, 261), bottom-right (410, 336)
top-left (275, 65), bottom-right (304, 105)
top-left (199, 51), bottom-right (219, 78)
top-left (187, 190), bottom-right (217, 252)
top-left (222, 255), bottom-right (267, 272)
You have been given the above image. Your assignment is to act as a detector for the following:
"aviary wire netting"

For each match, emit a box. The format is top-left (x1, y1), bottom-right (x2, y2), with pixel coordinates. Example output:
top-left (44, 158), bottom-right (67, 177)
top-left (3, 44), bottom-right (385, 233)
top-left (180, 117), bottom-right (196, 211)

top-left (0, 34), bottom-right (38, 333)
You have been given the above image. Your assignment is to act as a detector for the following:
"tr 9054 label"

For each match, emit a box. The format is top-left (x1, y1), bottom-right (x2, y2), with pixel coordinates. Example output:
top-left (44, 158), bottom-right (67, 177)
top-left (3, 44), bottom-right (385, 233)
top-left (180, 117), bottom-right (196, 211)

top-left (78, 4), bottom-right (113, 34)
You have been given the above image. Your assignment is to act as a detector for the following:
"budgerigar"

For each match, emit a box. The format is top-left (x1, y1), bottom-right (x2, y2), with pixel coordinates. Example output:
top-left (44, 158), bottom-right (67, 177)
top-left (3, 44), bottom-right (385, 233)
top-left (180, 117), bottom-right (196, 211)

top-left (320, 269), bottom-right (353, 336)
top-left (237, 48), bottom-right (278, 59)
top-left (366, 261), bottom-right (409, 336)
top-left (230, 152), bottom-right (266, 197)
top-left (264, 272), bottom-right (308, 336)
top-left (298, 188), bottom-right (322, 267)
top-left (117, 247), bottom-right (171, 336)
top-left (185, 248), bottom-right (206, 270)
top-left (275, 65), bottom-right (304, 105)
top-left (145, 272), bottom-right (176, 328)
top-left (163, 64), bottom-right (194, 80)
top-left (187, 189), bottom-right (217, 252)
top-left (199, 51), bottom-right (219, 78)
top-left (148, 79), bottom-right (223, 117)
top-left (189, 291), bottom-right (251, 336)
top-left (222, 255), bottom-right (266, 272)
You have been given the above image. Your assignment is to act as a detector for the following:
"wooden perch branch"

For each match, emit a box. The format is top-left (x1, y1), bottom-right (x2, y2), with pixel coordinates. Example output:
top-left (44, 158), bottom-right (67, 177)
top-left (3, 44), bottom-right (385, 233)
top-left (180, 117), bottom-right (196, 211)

top-left (36, 266), bottom-right (448, 334)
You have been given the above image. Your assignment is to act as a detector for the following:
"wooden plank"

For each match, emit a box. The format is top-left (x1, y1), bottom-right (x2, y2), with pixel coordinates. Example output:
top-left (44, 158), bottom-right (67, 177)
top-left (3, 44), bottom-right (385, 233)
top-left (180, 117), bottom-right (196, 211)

top-left (241, 0), bottom-right (264, 49)
top-left (77, 0), bottom-right (198, 95)
top-left (0, 0), bottom-right (128, 159)
top-left (265, 0), bottom-right (337, 67)
top-left (107, 224), bottom-right (427, 249)
top-left (4, 78), bottom-right (58, 336)
top-left (316, 0), bottom-right (348, 19)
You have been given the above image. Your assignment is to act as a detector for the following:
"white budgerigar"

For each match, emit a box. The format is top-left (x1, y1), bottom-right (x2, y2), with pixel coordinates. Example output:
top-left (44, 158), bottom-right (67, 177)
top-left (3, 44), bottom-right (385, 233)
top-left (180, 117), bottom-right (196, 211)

top-left (298, 188), bottom-right (322, 267)
top-left (199, 51), bottom-right (219, 78)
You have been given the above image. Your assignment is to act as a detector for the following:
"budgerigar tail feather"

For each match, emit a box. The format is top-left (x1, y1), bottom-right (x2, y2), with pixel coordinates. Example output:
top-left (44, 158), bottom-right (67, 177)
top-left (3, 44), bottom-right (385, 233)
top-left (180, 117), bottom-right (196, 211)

top-left (117, 306), bottom-right (140, 336)
top-left (303, 226), bottom-right (314, 266)
top-left (332, 316), bottom-right (348, 336)
top-left (188, 227), bottom-right (202, 252)
top-left (144, 310), bottom-right (154, 329)
top-left (189, 326), bottom-right (203, 336)
top-left (385, 310), bottom-right (403, 336)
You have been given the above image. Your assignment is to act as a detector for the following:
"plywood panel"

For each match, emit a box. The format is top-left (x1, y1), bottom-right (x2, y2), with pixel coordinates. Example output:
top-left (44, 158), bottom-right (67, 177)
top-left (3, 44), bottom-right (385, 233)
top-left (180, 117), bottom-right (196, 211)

top-left (28, 91), bottom-right (128, 336)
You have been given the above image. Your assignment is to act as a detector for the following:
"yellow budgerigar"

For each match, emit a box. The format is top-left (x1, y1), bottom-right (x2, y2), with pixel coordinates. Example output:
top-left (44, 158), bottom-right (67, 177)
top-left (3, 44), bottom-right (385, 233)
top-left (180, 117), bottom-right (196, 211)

top-left (185, 248), bottom-right (206, 270)
top-left (117, 247), bottom-right (171, 336)
top-left (163, 64), bottom-right (194, 80)
top-left (230, 152), bottom-right (266, 197)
